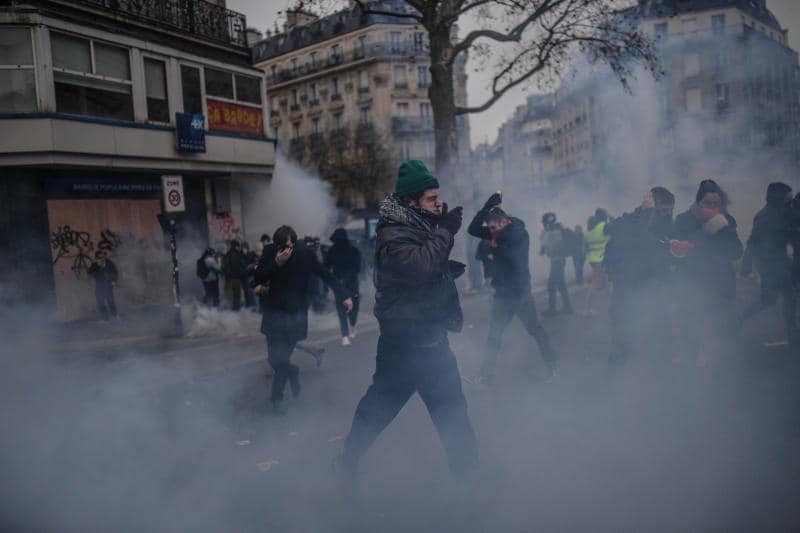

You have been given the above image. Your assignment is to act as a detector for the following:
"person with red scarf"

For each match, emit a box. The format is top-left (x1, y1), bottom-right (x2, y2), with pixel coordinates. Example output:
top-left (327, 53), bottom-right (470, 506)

top-left (674, 179), bottom-right (743, 367)
top-left (467, 193), bottom-right (557, 384)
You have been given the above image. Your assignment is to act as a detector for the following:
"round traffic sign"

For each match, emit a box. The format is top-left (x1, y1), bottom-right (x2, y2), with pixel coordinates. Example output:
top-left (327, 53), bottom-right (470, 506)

top-left (168, 189), bottom-right (182, 207)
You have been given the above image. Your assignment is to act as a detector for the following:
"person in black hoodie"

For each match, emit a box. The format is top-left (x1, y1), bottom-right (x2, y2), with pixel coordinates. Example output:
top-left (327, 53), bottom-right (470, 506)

top-left (341, 160), bottom-right (476, 484)
top-left (88, 251), bottom-right (119, 321)
top-left (673, 180), bottom-right (743, 366)
top-left (223, 240), bottom-right (248, 311)
top-left (468, 193), bottom-right (557, 383)
top-left (742, 182), bottom-right (798, 345)
top-left (325, 228), bottom-right (362, 346)
top-left (254, 225), bottom-right (352, 414)
top-left (604, 187), bottom-right (676, 372)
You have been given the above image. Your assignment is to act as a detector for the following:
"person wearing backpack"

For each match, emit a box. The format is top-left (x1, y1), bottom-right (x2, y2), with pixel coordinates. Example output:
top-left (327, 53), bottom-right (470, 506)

top-left (197, 247), bottom-right (222, 307)
top-left (540, 212), bottom-right (573, 316)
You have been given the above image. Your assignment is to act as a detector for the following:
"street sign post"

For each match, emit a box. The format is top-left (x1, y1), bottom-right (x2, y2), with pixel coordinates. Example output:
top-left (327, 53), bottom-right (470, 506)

top-left (159, 175), bottom-right (185, 336)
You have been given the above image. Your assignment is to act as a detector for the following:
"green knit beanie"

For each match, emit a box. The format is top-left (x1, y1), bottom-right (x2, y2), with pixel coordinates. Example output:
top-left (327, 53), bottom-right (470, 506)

top-left (395, 160), bottom-right (440, 197)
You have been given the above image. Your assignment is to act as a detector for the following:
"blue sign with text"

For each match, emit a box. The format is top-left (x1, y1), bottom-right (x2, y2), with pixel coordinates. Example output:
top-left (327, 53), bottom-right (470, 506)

top-left (176, 112), bottom-right (206, 153)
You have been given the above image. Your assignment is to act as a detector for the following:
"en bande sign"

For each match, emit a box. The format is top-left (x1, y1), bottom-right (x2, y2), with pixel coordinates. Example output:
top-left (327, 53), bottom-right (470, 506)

top-left (161, 175), bottom-right (185, 213)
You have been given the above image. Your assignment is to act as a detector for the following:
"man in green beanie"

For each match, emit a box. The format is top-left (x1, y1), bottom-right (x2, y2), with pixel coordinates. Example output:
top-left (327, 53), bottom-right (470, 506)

top-left (339, 160), bottom-right (477, 485)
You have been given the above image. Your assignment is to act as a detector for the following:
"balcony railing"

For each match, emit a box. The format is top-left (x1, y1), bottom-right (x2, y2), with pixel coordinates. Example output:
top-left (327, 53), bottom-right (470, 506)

top-left (73, 0), bottom-right (247, 46)
top-left (391, 116), bottom-right (433, 131)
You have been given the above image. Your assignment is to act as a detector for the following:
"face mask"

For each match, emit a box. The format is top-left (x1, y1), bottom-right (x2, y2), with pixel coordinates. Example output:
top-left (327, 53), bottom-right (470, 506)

top-left (699, 207), bottom-right (720, 221)
top-left (489, 228), bottom-right (503, 248)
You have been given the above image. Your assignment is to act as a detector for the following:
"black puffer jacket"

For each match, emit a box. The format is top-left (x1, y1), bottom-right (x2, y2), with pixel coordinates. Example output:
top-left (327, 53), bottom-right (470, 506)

top-left (743, 203), bottom-right (794, 283)
top-left (674, 206), bottom-right (743, 300)
top-left (603, 207), bottom-right (674, 287)
top-left (468, 211), bottom-right (531, 298)
top-left (373, 222), bottom-right (463, 344)
top-left (255, 242), bottom-right (349, 341)
top-left (325, 229), bottom-right (362, 294)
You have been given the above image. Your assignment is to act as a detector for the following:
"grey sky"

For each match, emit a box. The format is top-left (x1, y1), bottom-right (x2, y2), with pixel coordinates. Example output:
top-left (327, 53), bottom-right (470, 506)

top-left (234, 0), bottom-right (800, 148)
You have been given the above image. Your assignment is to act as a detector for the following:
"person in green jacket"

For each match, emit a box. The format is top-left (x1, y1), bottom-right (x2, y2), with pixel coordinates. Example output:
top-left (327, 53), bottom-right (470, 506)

top-left (582, 208), bottom-right (611, 316)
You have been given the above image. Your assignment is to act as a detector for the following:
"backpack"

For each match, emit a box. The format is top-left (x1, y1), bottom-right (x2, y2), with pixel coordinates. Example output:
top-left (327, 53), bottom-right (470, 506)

top-left (196, 255), bottom-right (210, 279)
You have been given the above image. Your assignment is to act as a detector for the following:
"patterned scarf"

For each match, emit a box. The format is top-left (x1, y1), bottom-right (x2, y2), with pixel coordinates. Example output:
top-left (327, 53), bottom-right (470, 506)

top-left (378, 194), bottom-right (437, 233)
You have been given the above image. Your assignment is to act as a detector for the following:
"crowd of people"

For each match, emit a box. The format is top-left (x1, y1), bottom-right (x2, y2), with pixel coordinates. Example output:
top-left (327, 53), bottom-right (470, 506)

top-left (189, 158), bottom-right (798, 489)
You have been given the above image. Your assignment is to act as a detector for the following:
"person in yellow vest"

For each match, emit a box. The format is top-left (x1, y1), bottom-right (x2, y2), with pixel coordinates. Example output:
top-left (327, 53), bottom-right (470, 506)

top-left (582, 208), bottom-right (611, 316)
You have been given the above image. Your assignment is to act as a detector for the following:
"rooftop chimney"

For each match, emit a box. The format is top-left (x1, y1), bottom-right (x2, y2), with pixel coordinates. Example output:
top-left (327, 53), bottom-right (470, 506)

top-left (246, 27), bottom-right (263, 46)
top-left (284, 5), bottom-right (318, 31)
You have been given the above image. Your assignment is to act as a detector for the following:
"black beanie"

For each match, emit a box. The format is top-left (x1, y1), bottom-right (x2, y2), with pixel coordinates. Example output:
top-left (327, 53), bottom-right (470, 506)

top-left (766, 182), bottom-right (791, 206)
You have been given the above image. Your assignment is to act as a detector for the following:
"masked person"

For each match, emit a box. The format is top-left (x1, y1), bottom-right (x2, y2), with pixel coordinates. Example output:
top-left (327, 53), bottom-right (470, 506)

top-left (604, 187), bottom-right (676, 372)
top-left (88, 251), bottom-right (119, 321)
top-left (582, 208), bottom-right (611, 316)
top-left (254, 226), bottom-right (353, 415)
top-left (674, 180), bottom-right (743, 368)
top-left (468, 193), bottom-right (557, 384)
top-left (540, 212), bottom-right (573, 316)
top-left (741, 182), bottom-right (798, 346)
top-left (341, 160), bottom-right (477, 484)
top-left (325, 228), bottom-right (362, 346)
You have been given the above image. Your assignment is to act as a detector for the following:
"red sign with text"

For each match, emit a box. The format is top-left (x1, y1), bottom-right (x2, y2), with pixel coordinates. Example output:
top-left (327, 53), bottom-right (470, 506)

top-left (207, 99), bottom-right (264, 136)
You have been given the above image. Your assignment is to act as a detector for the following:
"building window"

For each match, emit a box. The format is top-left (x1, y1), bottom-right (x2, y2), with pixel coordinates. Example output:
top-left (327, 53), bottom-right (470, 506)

top-left (413, 32), bottom-right (425, 53)
top-left (397, 102), bottom-right (409, 116)
top-left (358, 69), bottom-right (369, 91)
top-left (712, 14), bottom-right (726, 35)
top-left (308, 82), bottom-right (318, 104)
top-left (401, 141), bottom-right (411, 160)
top-left (144, 58), bottom-right (169, 122)
top-left (417, 66), bottom-right (430, 89)
top-left (310, 51), bottom-right (319, 69)
top-left (271, 95), bottom-right (280, 112)
top-left (420, 102), bottom-right (432, 126)
top-left (291, 58), bottom-right (298, 74)
top-left (684, 53), bottom-right (700, 77)
top-left (333, 112), bottom-right (343, 130)
top-left (685, 88), bottom-right (702, 113)
top-left (312, 117), bottom-right (320, 134)
top-left (359, 105), bottom-right (371, 125)
top-left (181, 65), bottom-right (202, 114)
top-left (394, 65), bottom-right (407, 88)
top-left (51, 32), bottom-right (133, 121)
top-left (715, 83), bottom-right (730, 109)
top-left (330, 44), bottom-right (343, 64)
top-left (331, 77), bottom-right (340, 95)
top-left (292, 121), bottom-right (300, 139)
top-left (235, 74), bottom-right (262, 104)
top-left (205, 68), bottom-right (234, 99)
top-left (291, 88), bottom-right (299, 107)
top-left (654, 22), bottom-right (668, 41)
top-left (0, 27), bottom-right (36, 113)
top-left (388, 31), bottom-right (402, 53)
top-left (270, 64), bottom-right (277, 82)
top-left (681, 17), bottom-right (697, 34)
top-left (356, 35), bottom-right (368, 59)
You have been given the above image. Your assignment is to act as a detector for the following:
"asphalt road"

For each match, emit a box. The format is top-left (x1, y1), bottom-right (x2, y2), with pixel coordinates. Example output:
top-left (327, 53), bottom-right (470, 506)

top-left (2, 284), bottom-right (799, 532)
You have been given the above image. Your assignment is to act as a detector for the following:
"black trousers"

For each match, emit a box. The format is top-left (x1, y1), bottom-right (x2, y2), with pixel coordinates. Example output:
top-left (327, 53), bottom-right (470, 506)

top-left (343, 335), bottom-right (478, 477)
top-left (336, 294), bottom-right (360, 337)
top-left (203, 280), bottom-right (219, 307)
top-left (265, 333), bottom-right (299, 404)
top-left (547, 258), bottom-right (571, 311)
top-left (573, 255), bottom-right (585, 285)
top-left (744, 273), bottom-right (798, 341)
top-left (482, 293), bottom-right (556, 379)
top-left (609, 282), bottom-right (672, 372)
top-left (95, 283), bottom-right (117, 320)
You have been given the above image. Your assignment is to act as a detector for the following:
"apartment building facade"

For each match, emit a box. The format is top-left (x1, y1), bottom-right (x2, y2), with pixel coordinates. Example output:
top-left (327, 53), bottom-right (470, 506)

top-left (0, 0), bottom-right (275, 320)
top-left (252, 0), bottom-right (470, 208)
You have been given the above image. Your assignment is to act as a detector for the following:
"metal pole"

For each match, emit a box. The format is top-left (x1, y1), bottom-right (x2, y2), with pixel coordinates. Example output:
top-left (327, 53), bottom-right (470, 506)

top-left (169, 217), bottom-right (183, 336)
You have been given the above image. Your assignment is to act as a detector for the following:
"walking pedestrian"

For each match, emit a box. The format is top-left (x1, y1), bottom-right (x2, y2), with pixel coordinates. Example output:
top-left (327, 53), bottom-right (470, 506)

top-left (604, 188), bottom-right (676, 372)
top-left (540, 212), bottom-right (573, 316)
top-left (223, 240), bottom-right (247, 311)
top-left (325, 228), bottom-right (362, 346)
top-left (242, 242), bottom-right (258, 309)
top-left (341, 160), bottom-right (477, 485)
top-left (572, 225), bottom-right (586, 286)
top-left (197, 247), bottom-right (222, 307)
top-left (582, 208), bottom-right (611, 316)
top-left (741, 182), bottom-right (797, 345)
top-left (88, 251), bottom-right (119, 321)
top-left (673, 180), bottom-right (743, 368)
top-left (468, 193), bottom-right (557, 384)
top-left (254, 226), bottom-right (353, 415)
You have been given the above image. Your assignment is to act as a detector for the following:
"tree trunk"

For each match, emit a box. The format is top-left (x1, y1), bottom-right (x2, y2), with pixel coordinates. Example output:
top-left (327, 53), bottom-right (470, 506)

top-left (428, 28), bottom-right (459, 183)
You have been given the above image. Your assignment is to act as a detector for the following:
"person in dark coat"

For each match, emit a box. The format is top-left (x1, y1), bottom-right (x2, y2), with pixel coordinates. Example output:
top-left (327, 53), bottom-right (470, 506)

top-left (223, 240), bottom-right (248, 311)
top-left (673, 180), bottom-right (743, 367)
top-left (88, 251), bottom-right (119, 321)
top-left (603, 187), bottom-right (676, 372)
top-left (241, 242), bottom-right (259, 309)
top-left (254, 226), bottom-right (353, 414)
top-left (572, 225), bottom-right (586, 285)
top-left (341, 160), bottom-right (477, 484)
top-left (540, 212), bottom-right (573, 315)
top-left (325, 228), bottom-right (362, 345)
top-left (468, 194), bottom-right (557, 383)
top-left (741, 182), bottom-right (798, 345)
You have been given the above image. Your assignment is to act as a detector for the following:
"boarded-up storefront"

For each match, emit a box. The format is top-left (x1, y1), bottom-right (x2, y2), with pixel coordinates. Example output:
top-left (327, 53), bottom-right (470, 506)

top-left (47, 199), bottom-right (171, 321)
